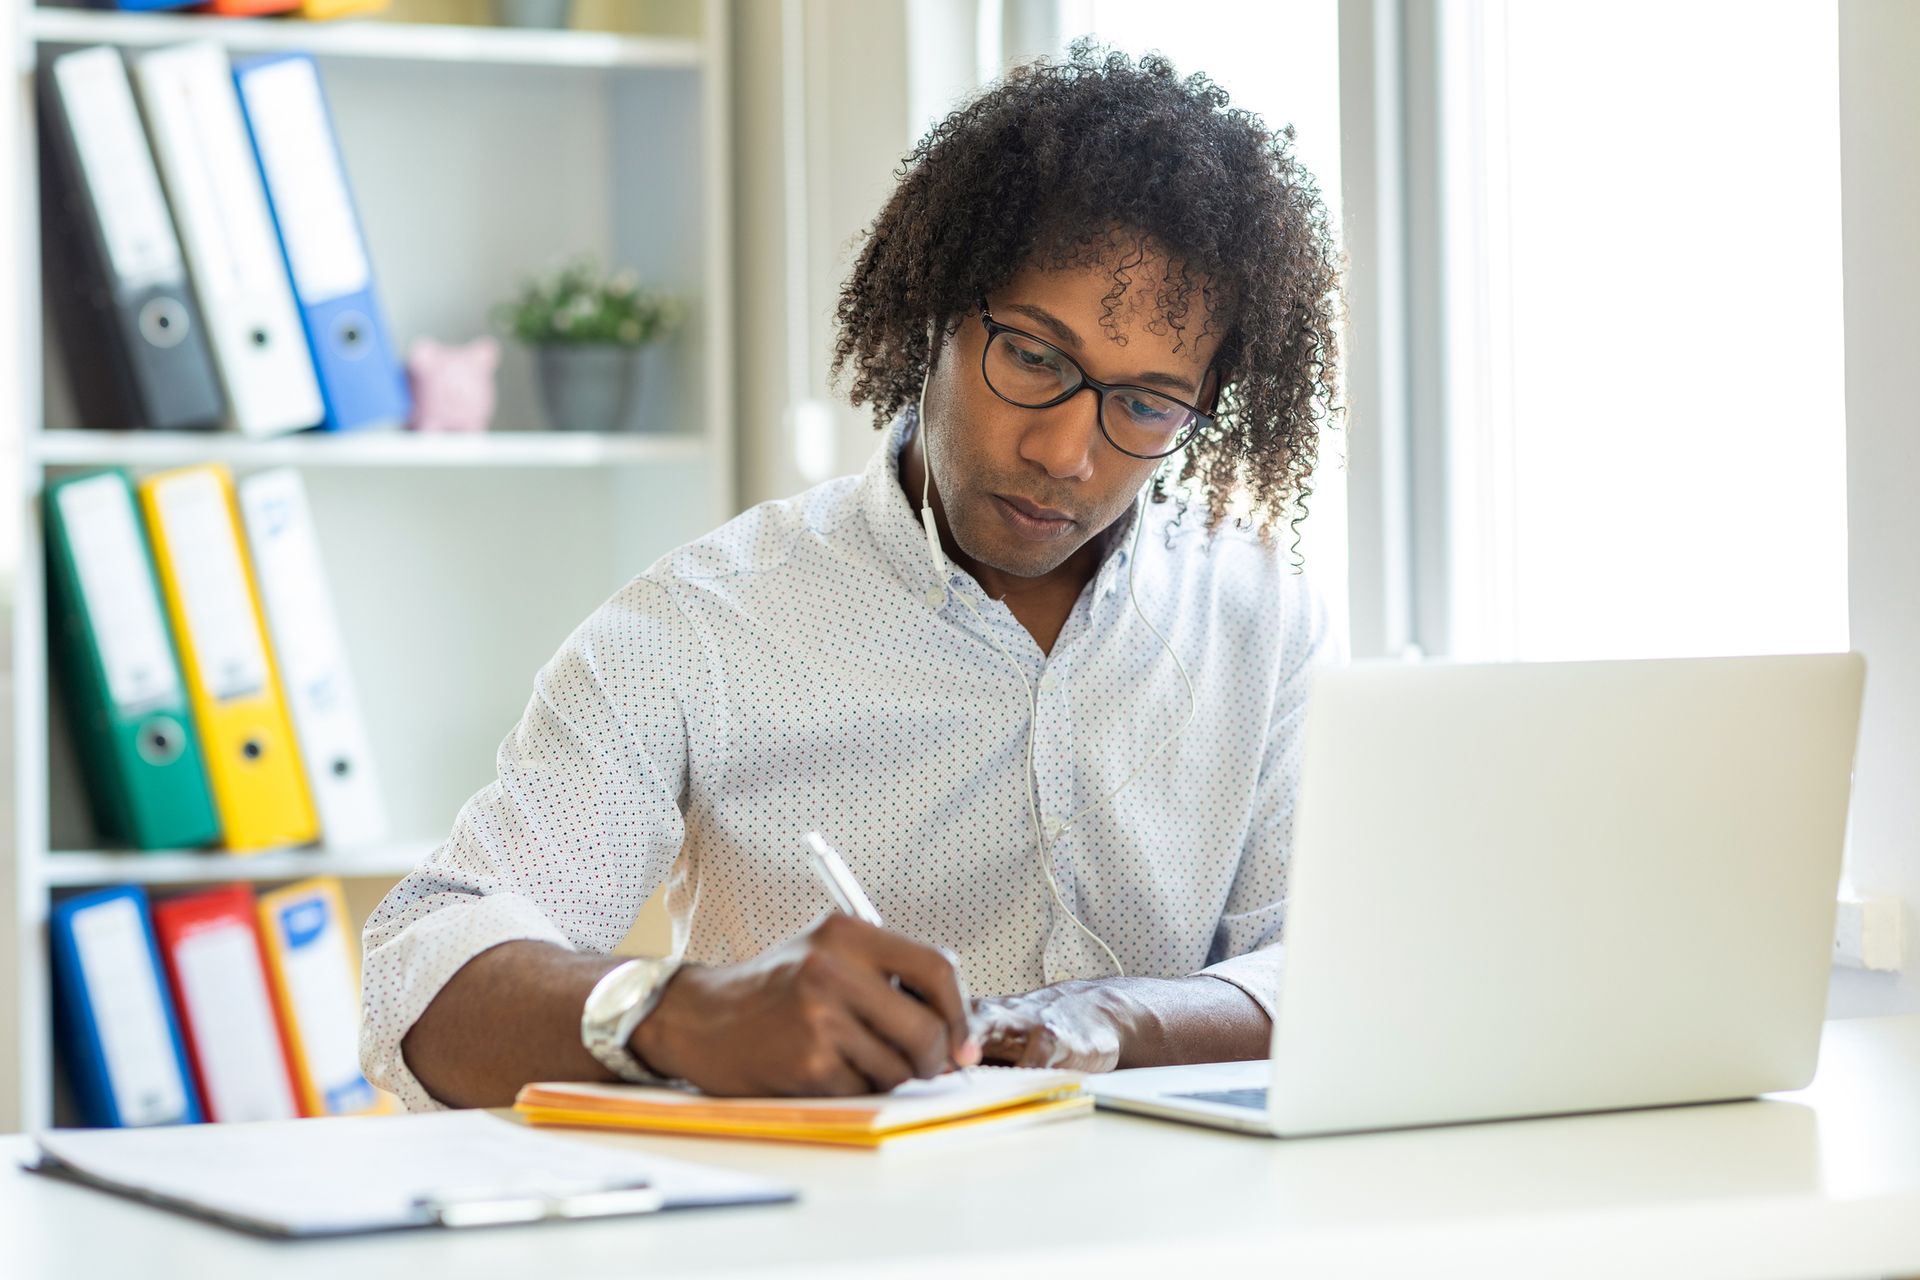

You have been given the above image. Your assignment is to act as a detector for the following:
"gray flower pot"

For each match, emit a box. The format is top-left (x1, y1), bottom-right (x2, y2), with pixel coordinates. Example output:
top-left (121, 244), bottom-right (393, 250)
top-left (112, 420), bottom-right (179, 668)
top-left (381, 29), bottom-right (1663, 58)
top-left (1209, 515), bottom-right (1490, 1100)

top-left (534, 344), bottom-right (640, 433)
top-left (494, 0), bottom-right (572, 29)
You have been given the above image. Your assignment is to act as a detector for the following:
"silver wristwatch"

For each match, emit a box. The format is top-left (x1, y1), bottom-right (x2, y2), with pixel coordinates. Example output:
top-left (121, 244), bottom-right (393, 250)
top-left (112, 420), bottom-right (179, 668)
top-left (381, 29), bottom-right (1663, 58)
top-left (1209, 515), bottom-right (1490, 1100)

top-left (581, 957), bottom-right (683, 1085)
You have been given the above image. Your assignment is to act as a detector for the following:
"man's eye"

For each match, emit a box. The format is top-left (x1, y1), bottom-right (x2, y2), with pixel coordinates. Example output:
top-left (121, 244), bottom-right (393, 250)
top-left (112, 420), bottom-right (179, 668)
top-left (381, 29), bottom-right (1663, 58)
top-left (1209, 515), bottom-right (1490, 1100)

top-left (1118, 394), bottom-right (1175, 422)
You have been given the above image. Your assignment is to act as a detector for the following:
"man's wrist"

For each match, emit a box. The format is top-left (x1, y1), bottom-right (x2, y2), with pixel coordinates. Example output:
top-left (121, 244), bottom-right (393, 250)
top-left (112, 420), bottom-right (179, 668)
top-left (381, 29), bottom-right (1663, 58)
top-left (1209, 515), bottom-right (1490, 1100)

top-left (1075, 978), bottom-right (1168, 1069)
top-left (629, 962), bottom-right (697, 1081)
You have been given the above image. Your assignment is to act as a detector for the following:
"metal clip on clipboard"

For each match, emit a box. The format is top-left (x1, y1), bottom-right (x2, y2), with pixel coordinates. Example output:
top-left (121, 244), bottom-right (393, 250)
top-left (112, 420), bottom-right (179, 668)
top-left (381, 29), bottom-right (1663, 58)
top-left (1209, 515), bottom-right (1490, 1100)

top-left (417, 1179), bottom-right (666, 1228)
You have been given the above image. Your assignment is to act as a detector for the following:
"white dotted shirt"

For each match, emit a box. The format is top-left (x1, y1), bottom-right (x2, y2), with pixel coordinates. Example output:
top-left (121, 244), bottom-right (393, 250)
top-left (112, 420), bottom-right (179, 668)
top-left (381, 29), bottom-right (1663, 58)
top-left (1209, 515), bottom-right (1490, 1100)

top-left (361, 411), bottom-right (1338, 1110)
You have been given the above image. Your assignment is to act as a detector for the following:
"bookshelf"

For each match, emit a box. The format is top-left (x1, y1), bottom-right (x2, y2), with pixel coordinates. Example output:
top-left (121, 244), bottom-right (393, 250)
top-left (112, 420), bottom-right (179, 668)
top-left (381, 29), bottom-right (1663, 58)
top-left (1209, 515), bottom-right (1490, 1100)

top-left (30, 427), bottom-right (709, 469)
top-left (3, 1), bottom-right (733, 1130)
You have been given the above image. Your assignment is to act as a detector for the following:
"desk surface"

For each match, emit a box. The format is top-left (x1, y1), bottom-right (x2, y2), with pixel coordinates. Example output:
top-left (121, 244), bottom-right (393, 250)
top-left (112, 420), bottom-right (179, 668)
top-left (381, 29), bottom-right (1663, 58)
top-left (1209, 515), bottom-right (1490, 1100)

top-left (3, 1016), bottom-right (1918, 1280)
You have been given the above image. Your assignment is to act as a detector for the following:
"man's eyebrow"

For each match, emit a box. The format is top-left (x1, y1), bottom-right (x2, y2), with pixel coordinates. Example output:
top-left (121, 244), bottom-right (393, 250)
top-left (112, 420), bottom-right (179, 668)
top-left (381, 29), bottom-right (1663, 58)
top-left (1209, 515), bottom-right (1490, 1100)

top-left (1002, 302), bottom-right (1200, 396)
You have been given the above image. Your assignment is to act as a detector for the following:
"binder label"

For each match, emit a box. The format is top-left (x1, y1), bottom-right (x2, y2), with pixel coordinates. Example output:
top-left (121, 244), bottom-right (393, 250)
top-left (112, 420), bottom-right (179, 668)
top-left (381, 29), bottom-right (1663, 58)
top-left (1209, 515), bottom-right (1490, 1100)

top-left (142, 48), bottom-right (291, 312)
top-left (175, 921), bottom-right (300, 1122)
top-left (238, 59), bottom-right (371, 303)
top-left (153, 471), bottom-right (270, 701)
top-left (58, 476), bottom-right (182, 714)
top-left (55, 49), bottom-right (182, 286)
top-left (278, 896), bottom-right (374, 1111)
top-left (71, 897), bottom-right (190, 1126)
top-left (243, 491), bottom-right (332, 685)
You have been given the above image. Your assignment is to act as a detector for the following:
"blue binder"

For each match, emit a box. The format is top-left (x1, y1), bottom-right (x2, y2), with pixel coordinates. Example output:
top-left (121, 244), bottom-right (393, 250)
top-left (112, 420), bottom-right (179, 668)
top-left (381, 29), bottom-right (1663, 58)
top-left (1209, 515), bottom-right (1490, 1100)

top-left (231, 53), bottom-right (411, 433)
top-left (51, 886), bottom-right (204, 1128)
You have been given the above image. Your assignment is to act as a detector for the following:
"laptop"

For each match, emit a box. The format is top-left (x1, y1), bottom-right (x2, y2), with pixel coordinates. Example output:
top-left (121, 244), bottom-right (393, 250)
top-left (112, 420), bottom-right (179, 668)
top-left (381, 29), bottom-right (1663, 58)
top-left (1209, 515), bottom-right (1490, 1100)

top-left (1091, 653), bottom-right (1866, 1138)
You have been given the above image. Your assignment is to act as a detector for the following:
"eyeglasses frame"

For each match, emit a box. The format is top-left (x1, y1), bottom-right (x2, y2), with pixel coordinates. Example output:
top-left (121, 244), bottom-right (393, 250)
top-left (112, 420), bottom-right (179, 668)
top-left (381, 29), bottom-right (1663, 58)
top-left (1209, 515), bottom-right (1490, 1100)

top-left (975, 298), bottom-right (1216, 460)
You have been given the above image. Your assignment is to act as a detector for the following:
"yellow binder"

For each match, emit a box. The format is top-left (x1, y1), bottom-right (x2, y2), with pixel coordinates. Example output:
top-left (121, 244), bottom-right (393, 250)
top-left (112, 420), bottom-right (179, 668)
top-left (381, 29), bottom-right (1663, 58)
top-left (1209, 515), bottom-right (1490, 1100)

top-left (299, 0), bottom-right (389, 19)
top-left (139, 465), bottom-right (318, 852)
top-left (256, 877), bottom-right (390, 1117)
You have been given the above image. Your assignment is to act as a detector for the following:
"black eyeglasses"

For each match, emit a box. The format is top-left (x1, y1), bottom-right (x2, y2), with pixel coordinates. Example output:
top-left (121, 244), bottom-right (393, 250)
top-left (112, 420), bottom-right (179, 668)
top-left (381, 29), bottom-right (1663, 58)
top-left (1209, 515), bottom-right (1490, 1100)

top-left (976, 299), bottom-right (1214, 460)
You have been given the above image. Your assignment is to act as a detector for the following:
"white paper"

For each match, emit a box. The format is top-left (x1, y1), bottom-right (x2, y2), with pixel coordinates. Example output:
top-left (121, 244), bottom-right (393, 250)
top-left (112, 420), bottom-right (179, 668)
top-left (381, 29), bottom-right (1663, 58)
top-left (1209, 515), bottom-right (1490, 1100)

top-left (539, 1066), bottom-right (1085, 1132)
top-left (57, 476), bottom-right (180, 714)
top-left (236, 59), bottom-right (371, 303)
top-left (174, 922), bottom-right (299, 1123)
top-left (70, 897), bottom-right (190, 1127)
top-left (269, 891), bottom-right (370, 1113)
top-left (35, 1111), bottom-right (792, 1236)
top-left (54, 48), bottom-right (182, 286)
top-left (152, 471), bottom-right (269, 702)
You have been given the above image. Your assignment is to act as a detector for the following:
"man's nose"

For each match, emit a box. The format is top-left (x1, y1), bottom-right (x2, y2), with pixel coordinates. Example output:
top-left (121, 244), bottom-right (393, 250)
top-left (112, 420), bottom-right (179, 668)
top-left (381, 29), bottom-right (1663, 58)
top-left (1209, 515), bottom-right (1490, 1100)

top-left (1019, 386), bottom-right (1101, 482)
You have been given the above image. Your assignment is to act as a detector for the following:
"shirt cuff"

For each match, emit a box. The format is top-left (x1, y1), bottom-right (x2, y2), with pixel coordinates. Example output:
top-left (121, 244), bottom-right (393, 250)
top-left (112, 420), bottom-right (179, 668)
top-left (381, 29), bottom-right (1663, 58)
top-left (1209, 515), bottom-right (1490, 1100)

top-left (1196, 945), bottom-right (1287, 1021)
top-left (359, 891), bottom-right (573, 1112)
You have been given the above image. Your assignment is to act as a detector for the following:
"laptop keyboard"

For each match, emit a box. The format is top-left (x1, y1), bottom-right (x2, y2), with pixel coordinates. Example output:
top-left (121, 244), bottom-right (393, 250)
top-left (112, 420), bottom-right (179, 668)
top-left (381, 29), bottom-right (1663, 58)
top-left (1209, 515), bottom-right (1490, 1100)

top-left (1174, 1087), bottom-right (1269, 1111)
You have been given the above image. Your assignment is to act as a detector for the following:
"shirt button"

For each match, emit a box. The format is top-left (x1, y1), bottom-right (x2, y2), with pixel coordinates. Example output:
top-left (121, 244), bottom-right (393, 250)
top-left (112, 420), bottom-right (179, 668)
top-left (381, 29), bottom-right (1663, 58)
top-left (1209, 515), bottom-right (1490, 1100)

top-left (924, 586), bottom-right (945, 609)
top-left (1037, 671), bottom-right (1058, 693)
top-left (1043, 816), bottom-right (1064, 840)
top-left (1048, 971), bottom-right (1070, 985)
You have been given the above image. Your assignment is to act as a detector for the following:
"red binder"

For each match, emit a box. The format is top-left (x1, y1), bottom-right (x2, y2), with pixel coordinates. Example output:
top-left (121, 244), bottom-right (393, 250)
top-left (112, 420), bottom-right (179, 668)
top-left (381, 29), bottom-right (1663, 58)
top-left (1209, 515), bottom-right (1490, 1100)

top-left (151, 886), bottom-right (302, 1123)
top-left (196, 2), bottom-right (303, 14)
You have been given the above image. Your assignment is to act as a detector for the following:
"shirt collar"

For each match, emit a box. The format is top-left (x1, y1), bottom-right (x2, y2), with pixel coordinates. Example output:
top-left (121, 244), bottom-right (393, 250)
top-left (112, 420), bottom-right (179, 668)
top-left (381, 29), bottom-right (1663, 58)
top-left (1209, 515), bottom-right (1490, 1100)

top-left (856, 406), bottom-right (1145, 610)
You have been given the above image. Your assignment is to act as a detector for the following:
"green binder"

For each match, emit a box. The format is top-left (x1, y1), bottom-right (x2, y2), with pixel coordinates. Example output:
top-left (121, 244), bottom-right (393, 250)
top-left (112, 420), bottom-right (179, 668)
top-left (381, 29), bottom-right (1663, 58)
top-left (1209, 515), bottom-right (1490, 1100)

top-left (45, 470), bottom-right (219, 850)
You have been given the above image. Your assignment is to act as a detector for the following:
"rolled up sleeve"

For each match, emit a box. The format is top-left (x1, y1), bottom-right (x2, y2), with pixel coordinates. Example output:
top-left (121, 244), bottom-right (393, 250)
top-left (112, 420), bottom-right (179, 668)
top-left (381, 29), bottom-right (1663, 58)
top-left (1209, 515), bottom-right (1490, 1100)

top-left (1196, 573), bottom-right (1342, 1018)
top-left (359, 575), bottom-right (700, 1111)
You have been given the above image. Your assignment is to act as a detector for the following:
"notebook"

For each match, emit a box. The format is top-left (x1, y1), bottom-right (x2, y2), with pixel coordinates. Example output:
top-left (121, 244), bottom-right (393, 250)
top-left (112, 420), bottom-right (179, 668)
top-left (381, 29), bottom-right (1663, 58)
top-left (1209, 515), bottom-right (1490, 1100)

top-left (29, 1110), bottom-right (793, 1237)
top-left (515, 1068), bottom-right (1090, 1150)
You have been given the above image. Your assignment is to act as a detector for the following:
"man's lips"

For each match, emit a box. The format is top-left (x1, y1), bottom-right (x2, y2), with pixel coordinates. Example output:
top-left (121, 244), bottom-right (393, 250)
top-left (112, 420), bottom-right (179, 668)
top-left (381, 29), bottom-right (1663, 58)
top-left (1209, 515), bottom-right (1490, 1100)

top-left (990, 493), bottom-right (1076, 542)
top-left (995, 494), bottom-right (1074, 524)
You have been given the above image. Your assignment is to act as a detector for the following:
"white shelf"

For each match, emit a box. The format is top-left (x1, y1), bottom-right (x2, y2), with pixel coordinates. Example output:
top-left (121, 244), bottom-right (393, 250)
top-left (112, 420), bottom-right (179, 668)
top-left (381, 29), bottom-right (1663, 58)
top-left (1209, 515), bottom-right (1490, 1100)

top-left (8, 0), bottom-right (736, 1134)
top-left (42, 842), bottom-right (435, 888)
top-left (27, 8), bottom-right (702, 71)
top-left (30, 428), bottom-right (707, 470)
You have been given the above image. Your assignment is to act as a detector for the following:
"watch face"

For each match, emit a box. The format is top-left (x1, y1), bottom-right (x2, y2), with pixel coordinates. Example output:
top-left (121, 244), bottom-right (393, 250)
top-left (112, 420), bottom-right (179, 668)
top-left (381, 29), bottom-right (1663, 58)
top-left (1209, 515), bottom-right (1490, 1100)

top-left (583, 960), bottom-right (679, 1085)
top-left (586, 960), bottom-right (674, 1042)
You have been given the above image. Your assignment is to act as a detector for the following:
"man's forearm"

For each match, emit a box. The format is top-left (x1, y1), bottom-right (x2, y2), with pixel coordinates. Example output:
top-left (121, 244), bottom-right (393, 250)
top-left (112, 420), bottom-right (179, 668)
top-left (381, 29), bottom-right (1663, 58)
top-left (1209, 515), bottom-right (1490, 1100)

top-left (401, 940), bottom-right (627, 1109)
top-left (1095, 975), bottom-right (1272, 1067)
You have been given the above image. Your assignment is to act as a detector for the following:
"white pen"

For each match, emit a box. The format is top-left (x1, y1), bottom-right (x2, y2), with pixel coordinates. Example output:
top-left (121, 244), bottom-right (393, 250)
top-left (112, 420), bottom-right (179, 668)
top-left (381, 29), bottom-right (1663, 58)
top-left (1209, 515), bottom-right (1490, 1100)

top-left (803, 831), bottom-right (978, 1076)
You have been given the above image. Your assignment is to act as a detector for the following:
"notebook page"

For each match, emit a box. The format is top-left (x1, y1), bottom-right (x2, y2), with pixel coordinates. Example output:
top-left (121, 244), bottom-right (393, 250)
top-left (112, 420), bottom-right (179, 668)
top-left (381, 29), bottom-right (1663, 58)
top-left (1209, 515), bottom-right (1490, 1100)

top-left (523, 1067), bottom-right (1083, 1131)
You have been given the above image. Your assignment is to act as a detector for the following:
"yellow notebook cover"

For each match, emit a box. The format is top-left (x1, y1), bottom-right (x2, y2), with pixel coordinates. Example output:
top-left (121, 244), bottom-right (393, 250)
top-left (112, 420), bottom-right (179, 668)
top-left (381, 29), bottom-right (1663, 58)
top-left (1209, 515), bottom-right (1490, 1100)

top-left (257, 877), bottom-right (390, 1118)
top-left (139, 465), bottom-right (318, 852)
top-left (515, 1069), bottom-right (1089, 1150)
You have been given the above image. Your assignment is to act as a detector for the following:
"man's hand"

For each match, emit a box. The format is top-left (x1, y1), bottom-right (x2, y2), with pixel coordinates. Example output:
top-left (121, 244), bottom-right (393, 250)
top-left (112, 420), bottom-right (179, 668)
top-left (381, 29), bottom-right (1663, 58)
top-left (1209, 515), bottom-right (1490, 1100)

top-left (970, 980), bottom-right (1130, 1071)
top-left (971, 974), bottom-right (1277, 1072)
top-left (633, 913), bottom-right (981, 1096)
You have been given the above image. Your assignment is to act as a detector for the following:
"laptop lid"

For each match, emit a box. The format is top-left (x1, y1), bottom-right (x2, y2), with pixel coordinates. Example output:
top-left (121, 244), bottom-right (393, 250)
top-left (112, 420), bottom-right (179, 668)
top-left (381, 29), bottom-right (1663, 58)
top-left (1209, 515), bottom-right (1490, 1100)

top-left (1268, 654), bottom-right (1865, 1137)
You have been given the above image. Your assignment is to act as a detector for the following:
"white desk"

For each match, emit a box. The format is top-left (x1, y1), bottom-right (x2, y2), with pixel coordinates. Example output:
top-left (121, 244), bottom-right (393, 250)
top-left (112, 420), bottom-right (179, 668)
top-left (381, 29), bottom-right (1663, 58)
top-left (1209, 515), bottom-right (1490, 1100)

top-left (3, 1016), bottom-right (1918, 1280)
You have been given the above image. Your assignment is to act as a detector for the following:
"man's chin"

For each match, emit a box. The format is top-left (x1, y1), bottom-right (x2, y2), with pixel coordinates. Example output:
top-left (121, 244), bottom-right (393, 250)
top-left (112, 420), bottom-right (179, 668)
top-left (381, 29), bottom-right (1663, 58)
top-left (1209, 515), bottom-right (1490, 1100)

top-left (954, 528), bottom-right (1086, 581)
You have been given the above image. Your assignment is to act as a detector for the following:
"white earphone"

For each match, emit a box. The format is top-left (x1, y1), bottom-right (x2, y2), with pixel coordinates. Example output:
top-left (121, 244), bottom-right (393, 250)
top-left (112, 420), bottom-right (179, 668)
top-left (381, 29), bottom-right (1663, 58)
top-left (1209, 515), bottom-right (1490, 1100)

top-left (915, 379), bottom-right (1197, 979)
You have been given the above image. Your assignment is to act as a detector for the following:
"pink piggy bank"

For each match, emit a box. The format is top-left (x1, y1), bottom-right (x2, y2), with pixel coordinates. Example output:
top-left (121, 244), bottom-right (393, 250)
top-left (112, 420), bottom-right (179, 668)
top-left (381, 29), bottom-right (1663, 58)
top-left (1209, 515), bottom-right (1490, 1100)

top-left (407, 336), bottom-right (501, 433)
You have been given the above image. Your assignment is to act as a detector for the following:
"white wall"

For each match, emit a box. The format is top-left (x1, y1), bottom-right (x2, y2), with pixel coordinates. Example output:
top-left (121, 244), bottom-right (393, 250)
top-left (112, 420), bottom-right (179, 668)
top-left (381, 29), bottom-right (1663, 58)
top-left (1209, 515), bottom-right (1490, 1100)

top-left (0, 0), bottom-right (25, 1142)
top-left (1827, 0), bottom-right (1920, 1019)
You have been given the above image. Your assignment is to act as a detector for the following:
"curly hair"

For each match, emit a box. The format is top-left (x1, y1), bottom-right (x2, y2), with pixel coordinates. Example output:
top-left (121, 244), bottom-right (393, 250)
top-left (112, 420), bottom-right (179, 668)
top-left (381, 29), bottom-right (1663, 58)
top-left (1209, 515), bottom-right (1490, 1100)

top-left (830, 40), bottom-right (1343, 543)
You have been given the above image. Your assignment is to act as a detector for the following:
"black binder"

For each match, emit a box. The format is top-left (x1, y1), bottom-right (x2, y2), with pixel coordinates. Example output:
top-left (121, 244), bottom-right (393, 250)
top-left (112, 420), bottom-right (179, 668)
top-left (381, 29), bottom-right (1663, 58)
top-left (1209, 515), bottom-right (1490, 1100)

top-left (39, 45), bottom-right (223, 432)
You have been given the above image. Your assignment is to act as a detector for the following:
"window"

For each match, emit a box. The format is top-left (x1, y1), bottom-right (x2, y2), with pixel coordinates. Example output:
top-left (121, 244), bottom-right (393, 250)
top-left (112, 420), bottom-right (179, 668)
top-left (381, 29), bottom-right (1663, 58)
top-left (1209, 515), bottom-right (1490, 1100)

top-left (1434, 0), bottom-right (1848, 661)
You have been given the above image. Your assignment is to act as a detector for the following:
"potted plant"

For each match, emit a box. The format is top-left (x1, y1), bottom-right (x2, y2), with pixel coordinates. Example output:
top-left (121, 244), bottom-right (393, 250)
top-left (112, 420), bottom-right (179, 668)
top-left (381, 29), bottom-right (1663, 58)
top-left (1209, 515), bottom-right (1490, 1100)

top-left (496, 258), bottom-right (683, 432)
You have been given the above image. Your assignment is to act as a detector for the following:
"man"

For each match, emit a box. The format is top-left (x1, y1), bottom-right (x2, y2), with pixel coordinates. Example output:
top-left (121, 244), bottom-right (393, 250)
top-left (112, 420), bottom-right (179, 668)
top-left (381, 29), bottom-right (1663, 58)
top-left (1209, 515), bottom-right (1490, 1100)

top-left (362, 43), bottom-right (1343, 1108)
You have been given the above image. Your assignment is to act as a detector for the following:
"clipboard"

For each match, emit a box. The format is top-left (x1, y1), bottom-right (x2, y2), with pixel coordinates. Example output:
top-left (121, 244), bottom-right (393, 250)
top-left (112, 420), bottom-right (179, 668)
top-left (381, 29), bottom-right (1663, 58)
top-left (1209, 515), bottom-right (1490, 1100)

top-left (27, 1110), bottom-right (793, 1238)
